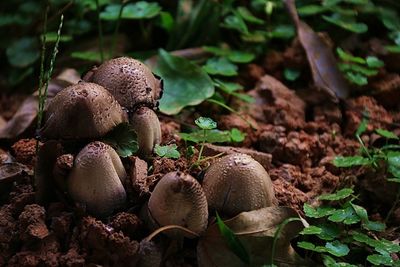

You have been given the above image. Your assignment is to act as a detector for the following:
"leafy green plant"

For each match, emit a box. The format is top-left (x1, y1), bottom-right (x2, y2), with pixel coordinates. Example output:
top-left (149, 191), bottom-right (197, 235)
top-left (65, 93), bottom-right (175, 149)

top-left (179, 117), bottom-right (245, 167)
top-left (333, 118), bottom-right (400, 221)
top-left (336, 48), bottom-right (384, 86)
top-left (103, 123), bottom-right (138, 157)
top-left (154, 144), bottom-right (180, 159)
top-left (298, 188), bottom-right (399, 266)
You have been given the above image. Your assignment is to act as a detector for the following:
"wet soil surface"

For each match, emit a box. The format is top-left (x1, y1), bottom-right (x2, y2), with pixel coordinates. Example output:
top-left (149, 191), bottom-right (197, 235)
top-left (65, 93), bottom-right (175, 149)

top-left (1, 51), bottom-right (400, 266)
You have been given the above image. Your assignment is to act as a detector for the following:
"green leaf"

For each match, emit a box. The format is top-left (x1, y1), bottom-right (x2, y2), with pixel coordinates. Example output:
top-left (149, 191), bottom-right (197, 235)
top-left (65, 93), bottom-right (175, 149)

top-left (227, 51), bottom-right (255, 63)
top-left (328, 206), bottom-right (360, 224)
top-left (180, 129), bottom-right (231, 143)
top-left (322, 255), bottom-right (358, 267)
top-left (340, 63), bottom-right (378, 76)
top-left (230, 128), bottom-right (245, 143)
top-left (350, 202), bottom-right (368, 221)
top-left (155, 49), bottom-right (214, 115)
top-left (317, 223), bottom-right (341, 241)
top-left (268, 25), bottom-right (295, 39)
top-left (387, 151), bottom-right (400, 179)
top-left (304, 204), bottom-right (336, 218)
top-left (325, 241), bottom-right (350, 257)
top-left (216, 212), bottom-right (250, 264)
top-left (203, 57), bottom-right (238, 76)
top-left (154, 144), bottom-right (180, 159)
top-left (385, 45), bottom-right (400, 53)
top-left (100, 2), bottom-right (161, 20)
top-left (214, 79), bottom-right (243, 92)
top-left (283, 68), bottom-right (301, 81)
top-left (366, 56), bottom-right (384, 68)
top-left (333, 156), bottom-right (370, 167)
top-left (71, 51), bottom-right (102, 62)
top-left (237, 6), bottom-right (264, 25)
top-left (322, 14), bottom-right (368, 33)
top-left (356, 117), bottom-right (368, 136)
top-left (195, 117), bottom-right (217, 130)
top-left (6, 37), bottom-right (39, 68)
top-left (299, 226), bottom-right (322, 235)
top-left (103, 123), bottom-right (138, 157)
top-left (367, 254), bottom-right (397, 266)
top-left (376, 129), bottom-right (399, 140)
top-left (362, 220), bottom-right (386, 232)
top-left (297, 241), bottom-right (327, 253)
top-left (319, 188), bottom-right (354, 201)
top-left (222, 13), bottom-right (249, 34)
top-left (345, 72), bottom-right (368, 86)
top-left (336, 48), bottom-right (366, 64)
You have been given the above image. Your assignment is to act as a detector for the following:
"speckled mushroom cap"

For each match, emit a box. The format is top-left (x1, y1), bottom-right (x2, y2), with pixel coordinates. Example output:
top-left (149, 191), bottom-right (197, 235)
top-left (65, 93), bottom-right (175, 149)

top-left (84, 57), bottom-right (162, 110)
top-left (67, 141), bottom-right (127, 217)
top-left (41, 82), bottom-right (127, 139)
top-left (148, 171), bottom-right (208, 237)
top-left (202, 153), bottom-right (276, 217)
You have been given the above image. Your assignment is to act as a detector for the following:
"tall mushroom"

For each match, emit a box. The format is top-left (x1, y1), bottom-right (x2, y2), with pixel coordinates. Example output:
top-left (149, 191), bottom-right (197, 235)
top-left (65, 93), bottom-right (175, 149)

top-left (84, 57), bottom-right (162, 157)
top-left (202, 153), bottom-right (276, 217)
top-left (40, 82), bottom-right (127, 140)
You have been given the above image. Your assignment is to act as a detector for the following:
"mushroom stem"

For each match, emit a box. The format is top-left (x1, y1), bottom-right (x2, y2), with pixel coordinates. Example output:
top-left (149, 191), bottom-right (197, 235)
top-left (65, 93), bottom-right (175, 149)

top-left (129, 107), bottom-right (161, 158)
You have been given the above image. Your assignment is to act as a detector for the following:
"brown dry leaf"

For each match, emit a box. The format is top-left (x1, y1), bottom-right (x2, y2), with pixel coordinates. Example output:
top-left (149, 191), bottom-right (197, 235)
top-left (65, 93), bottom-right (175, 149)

top-left (284, 0), bottom-right (349, 102)
top-left (0, 69), bottom-right (80, 139)
top-left (0, 162), bottom-right (30, 184)
top-left (197, 206), bottom-right (310, 267)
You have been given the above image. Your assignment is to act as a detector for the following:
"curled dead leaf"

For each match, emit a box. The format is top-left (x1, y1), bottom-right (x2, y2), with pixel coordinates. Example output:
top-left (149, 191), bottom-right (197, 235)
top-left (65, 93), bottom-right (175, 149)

top-left (284, 0), bottom-right (349, 102)
top-left (0, 69), bottom-right (80, 139)
top-left (0, 162), bottom-right (30, 184)
top-left (197, 206), bottom-right (310, 267)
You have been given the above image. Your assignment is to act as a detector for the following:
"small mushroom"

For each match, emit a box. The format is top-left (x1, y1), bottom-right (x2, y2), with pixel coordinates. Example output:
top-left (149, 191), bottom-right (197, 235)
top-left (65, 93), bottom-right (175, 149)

top-left (41, 82), bottom-right (127, 140)
top-left (67, 141), bottom-right (127, 217)
top-left (130, 106), bottom-right (161, 158)
top-left (147, 171), bottom-right (208, 237)
top-left (83, 57), bottom-right (163, 110)
top-left (202, 153), bottom-right (276, 217)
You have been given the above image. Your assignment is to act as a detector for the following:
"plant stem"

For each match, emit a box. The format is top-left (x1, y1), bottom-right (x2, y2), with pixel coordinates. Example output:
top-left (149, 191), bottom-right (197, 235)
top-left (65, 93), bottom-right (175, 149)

top-left (36, 6), bottom-right (49, 132)
top-left (110, 0), bottom-right (125, 58)
top-left (96, 0), bottom-right (104, 62)
top-left (197, 129), bottom-right (206, 163)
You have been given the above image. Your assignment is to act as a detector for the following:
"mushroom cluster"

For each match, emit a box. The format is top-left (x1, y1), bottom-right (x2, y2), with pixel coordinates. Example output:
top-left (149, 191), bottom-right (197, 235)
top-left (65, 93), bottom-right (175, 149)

top-left (35, 57), bottom-right (163, 217)
top-left (146, 153), bottom-right (276, 237)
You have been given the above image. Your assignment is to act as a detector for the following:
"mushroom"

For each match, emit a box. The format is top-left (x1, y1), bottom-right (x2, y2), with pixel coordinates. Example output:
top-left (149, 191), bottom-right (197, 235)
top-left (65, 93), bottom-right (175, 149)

top-left (147, 171), bottom-right (208, 237)
top-left (83, 57), bottom-right (162, 109)
top-left (202, 153), bottom-right (276, 217)
top-left (130, 106), bottom-right (162, 158)
top-left (40, 82), bottom-right (127, 140)
top-left (67, 141), bottom-right (127, 217)
top-left (83, 57), bottom-right (162, 157)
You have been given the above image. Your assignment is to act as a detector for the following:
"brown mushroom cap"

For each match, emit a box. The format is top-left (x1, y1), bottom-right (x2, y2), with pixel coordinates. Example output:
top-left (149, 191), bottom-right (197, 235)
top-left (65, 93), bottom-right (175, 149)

top-left (148, 171), bottom-right (208, 237)
top-left (84, 57), bottom-right (162, 109)
top-left (67, 141), bottom-right (127, 217)
top-left (202, 153), bottom-right (276, 217)
top-left (130, 106), bottom-right (161, 158)
top-left (41, 82), bottom-right (127, 139)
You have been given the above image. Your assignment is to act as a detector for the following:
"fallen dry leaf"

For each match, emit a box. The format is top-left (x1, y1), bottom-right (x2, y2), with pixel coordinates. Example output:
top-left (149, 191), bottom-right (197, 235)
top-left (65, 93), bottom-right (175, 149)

top-left (284, 0), bottom-right (349, 102)
top-left (0, 69), bottom-right (80, 139)
top-left (197, 206), bottom-right (310, 267)
top-left (0, 162), bottom-right (30, 184)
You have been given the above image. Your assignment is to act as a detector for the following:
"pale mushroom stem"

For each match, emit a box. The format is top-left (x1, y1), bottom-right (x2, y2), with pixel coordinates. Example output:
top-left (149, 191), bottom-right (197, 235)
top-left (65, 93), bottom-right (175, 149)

top-left (129, 106), bottom-right (161, 159)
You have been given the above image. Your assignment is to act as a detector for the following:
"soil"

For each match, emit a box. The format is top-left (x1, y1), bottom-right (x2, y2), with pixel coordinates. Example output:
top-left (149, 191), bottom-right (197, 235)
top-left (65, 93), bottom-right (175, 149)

top-left (1, 44), bottom-right (400, 266)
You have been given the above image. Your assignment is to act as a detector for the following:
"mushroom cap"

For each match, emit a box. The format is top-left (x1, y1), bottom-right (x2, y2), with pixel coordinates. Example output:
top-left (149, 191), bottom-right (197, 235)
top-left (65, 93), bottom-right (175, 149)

top-left (202, 153), bottom-right (276, 217)
top-left (148, 171), bottom-right (208, 237)
top-left (67, 141), bottom-right (127, 217)
top-left (84, 57), bottom-right (162, 109)
top-left (129, 107), bottom-right (161, 158)
top-left (41, 82), bottom-right (127, 139)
